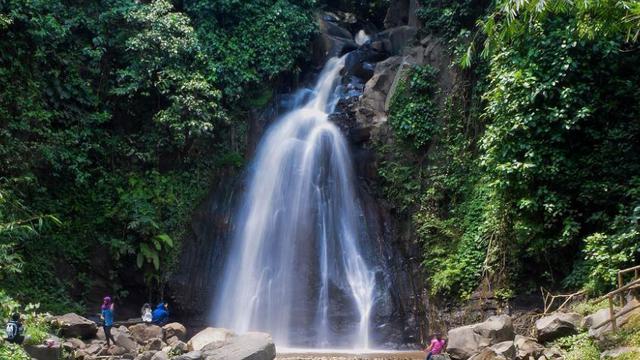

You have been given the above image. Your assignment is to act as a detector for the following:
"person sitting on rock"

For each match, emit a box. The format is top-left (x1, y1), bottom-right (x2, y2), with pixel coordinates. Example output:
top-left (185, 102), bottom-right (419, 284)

top-left (424, 333), bottom-right (446, 360)
top-left (100, 296), bottom-right (116, 347)
top-left (152, 302), bottom-right (169, 326)
top-left (141, 303), bottom-right (153, 323)
top-left (5, 313), bottom-right (24, 344)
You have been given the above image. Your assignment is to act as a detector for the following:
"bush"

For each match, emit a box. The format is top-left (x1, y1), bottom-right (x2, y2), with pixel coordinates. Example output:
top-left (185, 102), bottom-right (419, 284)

top-left (388, 65), bottom-right (440, 150)
top-left (0, 343), bottom-right (30, 360)
top-left (555, 333), bottom-right (600, 360)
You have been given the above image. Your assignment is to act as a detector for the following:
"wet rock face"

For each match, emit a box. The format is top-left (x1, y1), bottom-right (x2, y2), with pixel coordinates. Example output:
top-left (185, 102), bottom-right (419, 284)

top-left (170, 7), bottom-right (453, 349)
top-left (384, 0), bottom-right (421, 29)
top-left (170, 176), bottom-right (238, 320)
top-left (313, 14), bottom-right (358, 67)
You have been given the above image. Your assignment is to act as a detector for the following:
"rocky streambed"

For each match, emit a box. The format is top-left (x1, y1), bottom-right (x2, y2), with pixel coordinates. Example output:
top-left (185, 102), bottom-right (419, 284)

top-left (275, 351), bottom-right (425, 360)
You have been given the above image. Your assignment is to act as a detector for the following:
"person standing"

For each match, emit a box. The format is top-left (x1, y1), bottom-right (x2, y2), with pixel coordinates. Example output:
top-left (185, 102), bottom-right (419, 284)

top-left (100, 296), bottom-right (116, 347)
top-left (424, 334), bottom-right (446, 360)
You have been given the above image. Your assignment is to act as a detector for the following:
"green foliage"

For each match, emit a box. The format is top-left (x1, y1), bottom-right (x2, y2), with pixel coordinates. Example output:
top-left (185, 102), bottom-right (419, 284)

top-left (382, 0), bottom-right (640, 301)
top-left (575, 199), bottom-right (640, 293)
top-left (417, 0), bottom-right (488, 39)
top-left (0, 184), bottom-right (60, 279)
top-left (376, 151), bottom-right (424, 213)
top-left (554, 332), bottom-right (600, 360)
top-left (464, 0), bottom-right (640, 67)
top-left (388, 65), bottom-right (440, 150)
top-left (0, 343), bottom-right (30, 360)
top-left (184, 0), bottom-right (317, 102)
top-left (0, 290), bottom-right (50, 345)
top-left (320, 0), bottom-right (390, 26)
top-left (480, 17), bottom-right (640, 290)
top-left (570, 299), bottom-right (608, 316)
top-left (0, 0), bottom-right (311, 310)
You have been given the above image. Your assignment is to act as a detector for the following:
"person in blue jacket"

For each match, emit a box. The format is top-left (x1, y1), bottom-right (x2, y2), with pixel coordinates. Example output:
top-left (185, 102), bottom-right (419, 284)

top-left (100, 296), bottom-right (116, 347)
top-left (152, 302), bottom-right (169, 325)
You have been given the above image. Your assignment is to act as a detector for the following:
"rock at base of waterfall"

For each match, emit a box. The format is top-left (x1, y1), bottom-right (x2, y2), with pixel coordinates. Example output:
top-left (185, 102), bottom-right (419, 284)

top-left (115, 331), bottom-right (140, 353)
top-left (134, 351), bottom-right (158, 360)
top-left (535, 312), bottom-right (583, 342)
top-left (129, 323), bottom-right (164, 344)
top-left (63, 337), bottom-right (86, 350)
top-left (202, 332), bottom-right (275, 360)
top-left (151, 351), bottom-right (170, 360)
top-left (145, 337), bottom-right (165, 351)
top-left (163, 322), bottom-right (188, 341)
top-left (24, 343), bottom-right (63, 360)
top-left (52, 313), bottom-right (98, 339)
top-left (432, 355), bottom-right (452, 360)
top-left (174, 350), bottom-right (203, 360)
top-left (468, 348), bottom-right (506, 360)
top-left (446, 315), bottom-right (515, 360)
top-left (490, 341), bottom-right (515, 359)
top-left (187, 327), bottom-right (236, 352)
top-left (108, 345), bottom-right (129, 356)
top-left (514, 335), bottom-right (544, 359)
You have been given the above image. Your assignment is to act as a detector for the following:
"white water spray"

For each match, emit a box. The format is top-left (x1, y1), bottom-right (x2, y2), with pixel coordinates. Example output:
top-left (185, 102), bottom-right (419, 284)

top-left (213, 56), bottom-right (376, 350)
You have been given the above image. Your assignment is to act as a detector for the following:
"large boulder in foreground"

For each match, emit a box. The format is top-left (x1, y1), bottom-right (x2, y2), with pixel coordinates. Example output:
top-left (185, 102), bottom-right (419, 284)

top-left (535, 312), bottom-right (582, 342)
top-left (202, 332), bottom-right (275, 360)
top-left (187, 327), bottom-right (236, 352)
top-left (52, 313), bottom-right (98, 339)
top-left (447, 315), bottom-right (515, 360)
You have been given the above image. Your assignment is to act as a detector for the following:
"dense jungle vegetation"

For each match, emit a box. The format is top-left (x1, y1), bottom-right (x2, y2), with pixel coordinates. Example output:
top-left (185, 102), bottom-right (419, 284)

top-left (1, 0), bottom-right (639, 317)
top-left (383, 0), bottom-right (640, 300)
top-left (0, 0), bottom-right (318, 312)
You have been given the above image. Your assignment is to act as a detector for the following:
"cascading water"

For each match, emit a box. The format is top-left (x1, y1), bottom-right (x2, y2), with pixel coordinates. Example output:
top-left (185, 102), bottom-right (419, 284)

top-left (212, 55), bottom-right (376, 350)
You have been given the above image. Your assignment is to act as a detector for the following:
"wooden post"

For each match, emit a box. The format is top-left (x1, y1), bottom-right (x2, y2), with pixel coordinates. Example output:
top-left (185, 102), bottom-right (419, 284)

top-left (636, 269), bottom-right (640, 300)
top-left (618, 272), bottom-right (625, 306)
top-left (608, 294), bottom-right (617, 333)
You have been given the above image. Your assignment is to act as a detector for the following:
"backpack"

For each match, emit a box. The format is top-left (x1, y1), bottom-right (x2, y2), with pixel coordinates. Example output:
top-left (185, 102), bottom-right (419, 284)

top-left (5, 321), bottom-right (18, 341)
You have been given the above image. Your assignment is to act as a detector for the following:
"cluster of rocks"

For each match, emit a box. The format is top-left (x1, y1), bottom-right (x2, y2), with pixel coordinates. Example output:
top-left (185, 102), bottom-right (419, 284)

top-left (445, 315), bottom-right (562, 360)
top-left (24, 313), bottom-right (275, 360)
top-left (444, 298), bottom-right (640, 360)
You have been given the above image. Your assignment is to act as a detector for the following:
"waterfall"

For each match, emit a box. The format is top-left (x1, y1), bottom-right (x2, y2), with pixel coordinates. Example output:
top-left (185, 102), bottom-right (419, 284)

top-left (212, 55), bottom-right (376, 350)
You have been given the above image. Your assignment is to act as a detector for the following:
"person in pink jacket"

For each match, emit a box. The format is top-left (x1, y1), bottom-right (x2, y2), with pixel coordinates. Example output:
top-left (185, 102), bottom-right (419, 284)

top-left (424, 334), bottom-right (446, 360)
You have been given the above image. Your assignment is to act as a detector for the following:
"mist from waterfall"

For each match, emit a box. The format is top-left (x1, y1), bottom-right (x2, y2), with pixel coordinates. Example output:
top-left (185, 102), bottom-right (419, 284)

top-left (212, 55), bottom-right (376, 350)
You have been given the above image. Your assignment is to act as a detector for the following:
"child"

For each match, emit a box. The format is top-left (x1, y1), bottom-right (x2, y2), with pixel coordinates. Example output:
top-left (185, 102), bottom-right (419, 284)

top-left (141, 303), bottom-right (153, 323)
